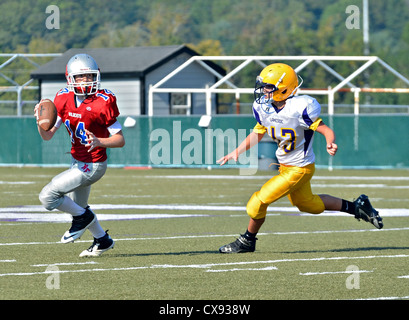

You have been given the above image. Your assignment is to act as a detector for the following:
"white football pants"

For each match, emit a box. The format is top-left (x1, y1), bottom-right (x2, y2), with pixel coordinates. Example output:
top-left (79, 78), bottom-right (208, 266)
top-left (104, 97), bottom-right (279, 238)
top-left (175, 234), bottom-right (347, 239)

top-left (39, 158), bottom-right (107, 211)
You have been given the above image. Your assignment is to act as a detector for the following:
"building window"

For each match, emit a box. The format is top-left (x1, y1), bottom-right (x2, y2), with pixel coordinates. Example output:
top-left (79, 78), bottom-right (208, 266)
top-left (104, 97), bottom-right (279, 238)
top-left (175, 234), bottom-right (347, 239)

top-left (170, 93), bottom-right (191, 115)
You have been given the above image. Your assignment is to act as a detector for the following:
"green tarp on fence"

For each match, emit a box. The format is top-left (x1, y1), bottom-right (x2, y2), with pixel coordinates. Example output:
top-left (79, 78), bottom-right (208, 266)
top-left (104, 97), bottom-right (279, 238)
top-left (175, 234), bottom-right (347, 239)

top-left (1, 115), bottom-right (407, 169)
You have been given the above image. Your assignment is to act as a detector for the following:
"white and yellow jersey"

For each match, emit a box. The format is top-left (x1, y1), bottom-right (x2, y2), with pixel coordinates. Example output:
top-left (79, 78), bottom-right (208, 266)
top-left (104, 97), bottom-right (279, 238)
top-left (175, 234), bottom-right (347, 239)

top-left (252, 95), bottom-right (322, 167)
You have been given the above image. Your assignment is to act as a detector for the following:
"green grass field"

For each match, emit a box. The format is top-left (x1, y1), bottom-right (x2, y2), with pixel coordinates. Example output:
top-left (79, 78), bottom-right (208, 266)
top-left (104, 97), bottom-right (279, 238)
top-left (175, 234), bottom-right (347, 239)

top-left (1, 166), bottom-right (409, 302)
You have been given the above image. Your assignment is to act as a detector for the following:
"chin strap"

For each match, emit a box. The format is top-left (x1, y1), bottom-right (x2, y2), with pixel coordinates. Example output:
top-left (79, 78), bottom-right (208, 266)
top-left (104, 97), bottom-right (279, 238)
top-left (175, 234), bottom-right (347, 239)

top-left (290, 75), bottom-right (303, 97)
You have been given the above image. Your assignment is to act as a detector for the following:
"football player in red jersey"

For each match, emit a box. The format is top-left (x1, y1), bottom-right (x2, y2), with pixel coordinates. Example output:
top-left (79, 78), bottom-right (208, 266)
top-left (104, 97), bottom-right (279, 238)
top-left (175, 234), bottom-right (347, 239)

top-left (34, 54), bottom-right (125, 257)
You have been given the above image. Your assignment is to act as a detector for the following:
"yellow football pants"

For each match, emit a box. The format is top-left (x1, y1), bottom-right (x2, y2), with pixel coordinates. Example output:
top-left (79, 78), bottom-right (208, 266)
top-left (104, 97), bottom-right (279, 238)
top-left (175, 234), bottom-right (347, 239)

top-left (246, 163), bottom-right (325, 219)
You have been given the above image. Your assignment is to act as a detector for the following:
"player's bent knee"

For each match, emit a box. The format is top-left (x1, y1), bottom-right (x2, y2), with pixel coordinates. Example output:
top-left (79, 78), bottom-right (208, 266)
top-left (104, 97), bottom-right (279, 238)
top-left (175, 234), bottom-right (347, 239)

top-left (39, 185), bottom-right (63, 211)
top-left (297, 205), bottom-right (324, 214)
top-left (294, 196), bottom-right (325, 214)
top-left (246, 192), bottom-right (269, 219)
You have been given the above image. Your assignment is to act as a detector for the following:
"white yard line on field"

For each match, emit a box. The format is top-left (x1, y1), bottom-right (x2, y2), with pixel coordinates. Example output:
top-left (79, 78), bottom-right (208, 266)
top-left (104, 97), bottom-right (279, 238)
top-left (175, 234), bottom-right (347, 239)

top-left (354, 295), bottom-right (409, 300)
top-left (1, 226), bottom-right (409, 247)
top-left (300, 270), bottom-right (374, 276)
top-left (1, 254), bottom-right (408, 277)
top-left (149, 254), bottom-right (409, 270)
top-left (205, 266), bottom-right (278, 272)
top-left (0, 212), bottom-right (210, 223)
top-left (0, 205), bottom-right (409, 223)
top-left (31, 261), bottom-right (98, 267)
top-left (0, 181), bottom-right (34, 185)
top-left (148, 175), bottom-right (409, 181)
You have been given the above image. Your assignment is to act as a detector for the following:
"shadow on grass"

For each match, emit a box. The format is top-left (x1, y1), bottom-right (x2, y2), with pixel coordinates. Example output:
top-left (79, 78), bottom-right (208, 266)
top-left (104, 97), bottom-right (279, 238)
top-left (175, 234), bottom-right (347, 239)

top-left (110, 250), bottom-right (219, 258)
top-left (279, 246), bottom-right (409, 254)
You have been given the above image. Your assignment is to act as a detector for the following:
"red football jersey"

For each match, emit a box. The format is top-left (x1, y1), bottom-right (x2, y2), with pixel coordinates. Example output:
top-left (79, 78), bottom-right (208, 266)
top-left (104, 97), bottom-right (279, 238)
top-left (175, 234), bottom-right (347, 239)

top-left (54, 88), bottom-right (120, 163)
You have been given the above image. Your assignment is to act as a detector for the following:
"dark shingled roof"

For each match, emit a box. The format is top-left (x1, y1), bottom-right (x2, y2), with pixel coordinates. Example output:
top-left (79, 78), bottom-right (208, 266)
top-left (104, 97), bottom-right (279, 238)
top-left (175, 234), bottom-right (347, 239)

top-left (31, 45), bottom-right (221, 80)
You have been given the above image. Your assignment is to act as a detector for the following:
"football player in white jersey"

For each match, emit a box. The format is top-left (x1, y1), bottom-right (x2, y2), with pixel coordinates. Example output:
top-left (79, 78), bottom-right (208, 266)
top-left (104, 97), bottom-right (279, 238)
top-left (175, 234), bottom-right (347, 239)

top-left (217, 63), bottom-right (383, 253)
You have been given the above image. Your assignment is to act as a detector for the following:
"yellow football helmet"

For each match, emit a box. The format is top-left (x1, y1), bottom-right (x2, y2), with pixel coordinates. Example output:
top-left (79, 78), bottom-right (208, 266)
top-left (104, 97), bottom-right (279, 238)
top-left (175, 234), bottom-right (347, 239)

top-left (254, 63), bottom-right (302, 104)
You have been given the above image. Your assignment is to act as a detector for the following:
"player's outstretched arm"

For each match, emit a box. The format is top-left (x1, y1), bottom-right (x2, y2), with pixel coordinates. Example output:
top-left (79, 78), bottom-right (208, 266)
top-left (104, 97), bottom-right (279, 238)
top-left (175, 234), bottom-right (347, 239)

top-left (217, 131), bottom-right (264, 166)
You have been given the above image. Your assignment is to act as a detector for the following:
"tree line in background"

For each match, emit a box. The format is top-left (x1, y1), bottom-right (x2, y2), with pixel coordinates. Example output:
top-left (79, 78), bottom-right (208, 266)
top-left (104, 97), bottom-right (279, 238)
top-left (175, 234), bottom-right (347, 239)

top-left (1, 0), bottom-right (409, 114)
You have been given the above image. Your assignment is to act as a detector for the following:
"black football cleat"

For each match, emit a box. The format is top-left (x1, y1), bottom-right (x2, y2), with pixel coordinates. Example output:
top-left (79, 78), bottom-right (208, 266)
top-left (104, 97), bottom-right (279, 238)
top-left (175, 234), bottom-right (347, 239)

top-left (219, 235), bottom-right (257, 253)
top-left (79, 230), bottom-right (114, 257)
top-left (354, 194), bottom-right (383, 229)
top-left (61, 207), bottom-right (96, 243)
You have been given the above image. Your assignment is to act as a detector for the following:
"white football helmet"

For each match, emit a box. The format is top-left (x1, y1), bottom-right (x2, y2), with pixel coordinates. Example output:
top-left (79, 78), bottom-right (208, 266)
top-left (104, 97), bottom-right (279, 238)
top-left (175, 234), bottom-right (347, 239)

top-left (65, 54), bottom-right (100, 96)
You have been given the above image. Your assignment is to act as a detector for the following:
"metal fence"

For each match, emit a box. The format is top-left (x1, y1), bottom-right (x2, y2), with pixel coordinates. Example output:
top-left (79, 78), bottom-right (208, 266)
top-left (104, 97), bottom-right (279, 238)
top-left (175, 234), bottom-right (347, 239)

top-left (0, 53), bottom-right (61, 116)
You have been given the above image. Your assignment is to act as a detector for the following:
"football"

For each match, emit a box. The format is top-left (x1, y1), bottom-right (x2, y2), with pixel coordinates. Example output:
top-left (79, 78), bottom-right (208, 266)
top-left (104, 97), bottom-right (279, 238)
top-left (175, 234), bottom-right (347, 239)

top-left (37, 99), bottom-right (57, 131)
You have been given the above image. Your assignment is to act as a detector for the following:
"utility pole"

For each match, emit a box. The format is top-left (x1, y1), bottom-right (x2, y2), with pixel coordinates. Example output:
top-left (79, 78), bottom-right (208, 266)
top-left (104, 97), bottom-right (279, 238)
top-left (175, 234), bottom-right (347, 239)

top-left (363, 0), bottom-right (370, 55)
top-left (363, 0), bottom-right (370, 105)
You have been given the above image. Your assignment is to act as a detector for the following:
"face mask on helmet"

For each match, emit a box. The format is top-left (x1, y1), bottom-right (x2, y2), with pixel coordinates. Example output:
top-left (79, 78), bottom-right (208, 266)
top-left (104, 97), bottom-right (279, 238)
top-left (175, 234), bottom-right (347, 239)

top-left (69, 72), bottom-right (99, 95)
top-left (65, 54), bottom-right (101, 96)
top-left (253, 63), bottom-right (303, 110)
top-left (254, 75), bottom-right (282, 105)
